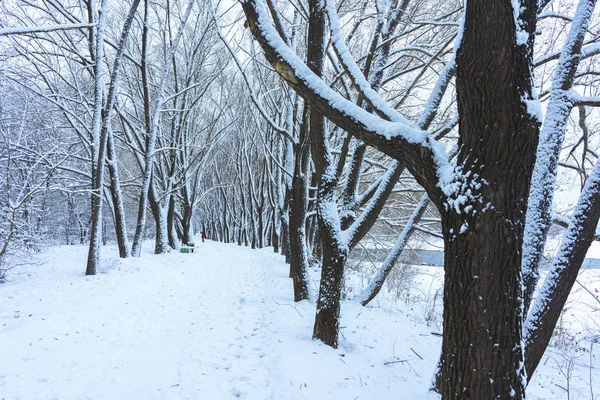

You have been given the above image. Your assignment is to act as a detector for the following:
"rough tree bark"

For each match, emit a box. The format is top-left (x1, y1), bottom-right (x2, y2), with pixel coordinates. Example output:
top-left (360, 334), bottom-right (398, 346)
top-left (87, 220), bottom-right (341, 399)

top-left (436, 0), bottom-right (540, 397)
top-left (305, 0), bottom-right (350, 348)
top-left (288, 106), bottom-right (311, 301)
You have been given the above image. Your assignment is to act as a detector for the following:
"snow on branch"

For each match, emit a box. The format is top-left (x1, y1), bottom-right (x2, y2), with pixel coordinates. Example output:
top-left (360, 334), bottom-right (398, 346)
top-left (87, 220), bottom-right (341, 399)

top-left (0, 23), bottom-right (95, 36)
top-left (524, 155), bottom-right (600, 375)
top-left (522, 0), bottom-right (597, 311)
top-left (240, 0), bottom-right (452, 203)
top-left (538, 11), bottom-right (574, 22)
top-left (342, 161), bottom-right (403, 249)
top-left (417, 57), bottom-right (456, 130)
top-left (323, 0), bottom-right (409, 123)
top-left (211, 2), bottom-right (295, 144)
top-left (354, 193), bottom-right (430, 306)
top-left (570, 92), bottom-right (600, 107)
top-left (534, 42), bottom-right (600, 67)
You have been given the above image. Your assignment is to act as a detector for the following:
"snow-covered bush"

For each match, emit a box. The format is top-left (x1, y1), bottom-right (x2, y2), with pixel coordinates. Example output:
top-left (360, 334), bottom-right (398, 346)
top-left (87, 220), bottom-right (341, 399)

top-left (386, 262), bottom-right (418, 304)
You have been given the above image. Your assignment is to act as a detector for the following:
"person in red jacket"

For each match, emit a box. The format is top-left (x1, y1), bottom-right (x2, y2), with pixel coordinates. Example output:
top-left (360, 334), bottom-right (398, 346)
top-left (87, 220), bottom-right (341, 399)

top-left (201, 230), bottom-right (207, 243)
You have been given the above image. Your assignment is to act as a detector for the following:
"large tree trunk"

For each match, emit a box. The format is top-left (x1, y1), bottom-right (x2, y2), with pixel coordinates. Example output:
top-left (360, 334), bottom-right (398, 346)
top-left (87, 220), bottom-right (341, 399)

top-left (312, 215), bottom-right (347, 347)
top-left (306, 0), bottom-right (348, 348)
top-left (440, 212), bottom-right (527, 398)
top-left (436, 0), bottom-right (540, 398)
top-left (85, 0), bottom-right (108, 276)
top-left (87, 0), bottom-right (140, 273)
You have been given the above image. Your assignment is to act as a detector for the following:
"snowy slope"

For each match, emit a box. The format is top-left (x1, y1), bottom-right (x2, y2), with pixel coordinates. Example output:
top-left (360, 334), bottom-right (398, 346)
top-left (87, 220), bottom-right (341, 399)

top-left (1, 241), bottom-right (598, 399)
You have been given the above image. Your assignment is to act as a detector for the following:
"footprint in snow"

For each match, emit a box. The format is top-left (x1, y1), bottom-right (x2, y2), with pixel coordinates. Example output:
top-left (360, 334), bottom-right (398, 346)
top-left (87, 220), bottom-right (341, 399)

top-left (236, 297), bottom-right (246, 308)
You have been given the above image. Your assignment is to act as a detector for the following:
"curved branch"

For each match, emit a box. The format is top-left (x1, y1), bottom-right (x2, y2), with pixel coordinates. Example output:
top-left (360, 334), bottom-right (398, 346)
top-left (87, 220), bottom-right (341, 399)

top-left (240, 0), bottom-right (450, 205)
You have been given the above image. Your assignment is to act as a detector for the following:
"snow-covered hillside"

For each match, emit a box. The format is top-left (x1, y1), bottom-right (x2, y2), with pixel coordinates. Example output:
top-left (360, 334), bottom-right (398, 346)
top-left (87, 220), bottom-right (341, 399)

top-left (1, 241), bottom-right (598, 399)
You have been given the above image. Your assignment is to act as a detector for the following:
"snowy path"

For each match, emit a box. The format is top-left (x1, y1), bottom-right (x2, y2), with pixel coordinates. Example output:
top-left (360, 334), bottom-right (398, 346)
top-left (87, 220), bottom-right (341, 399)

top-left (2, 241), bottom-right (596, 399)
top-left (0, 241), bottom-right (444, 400)
top-left (1, 242), bottom-right (283, 399)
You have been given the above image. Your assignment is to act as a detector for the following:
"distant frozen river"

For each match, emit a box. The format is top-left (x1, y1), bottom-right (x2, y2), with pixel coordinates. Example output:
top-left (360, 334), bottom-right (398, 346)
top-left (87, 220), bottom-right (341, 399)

top-left (349, 248), bottom-right (600, 269)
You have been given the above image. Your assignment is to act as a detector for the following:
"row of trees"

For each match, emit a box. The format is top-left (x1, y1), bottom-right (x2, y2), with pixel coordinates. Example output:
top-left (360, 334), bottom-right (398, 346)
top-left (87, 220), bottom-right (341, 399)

top-left (228, 0), bottom-right (600, 398)
top-left (1, 0), bottom-right (229, 274)
top-left (1, 0), bottom-right (599, 398)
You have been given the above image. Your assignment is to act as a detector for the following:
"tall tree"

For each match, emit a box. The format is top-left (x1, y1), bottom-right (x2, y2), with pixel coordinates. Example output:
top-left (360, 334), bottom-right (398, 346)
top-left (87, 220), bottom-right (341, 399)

top-left (130, 0), bottom-right (196, 257)
top-left (86, 0), bottom-right (141, 275)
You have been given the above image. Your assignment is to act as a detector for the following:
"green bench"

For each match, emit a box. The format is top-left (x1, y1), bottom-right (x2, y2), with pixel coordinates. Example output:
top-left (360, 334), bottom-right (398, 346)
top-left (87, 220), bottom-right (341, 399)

top-left (180, 242), bottom-right (195, 253)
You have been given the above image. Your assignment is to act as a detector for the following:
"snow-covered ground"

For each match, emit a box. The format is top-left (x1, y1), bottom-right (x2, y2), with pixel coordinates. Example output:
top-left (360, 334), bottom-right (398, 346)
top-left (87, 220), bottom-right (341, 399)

top-left (1, 240), bottom-right (598, 399)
